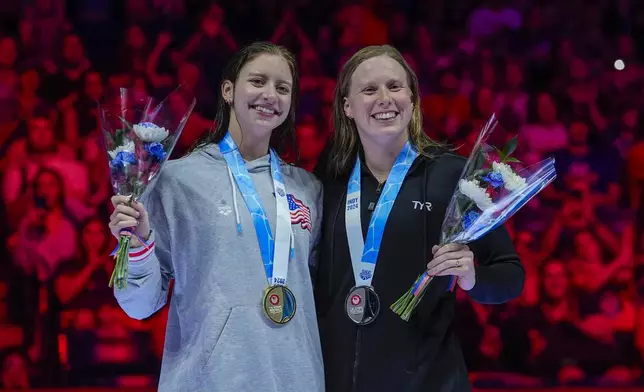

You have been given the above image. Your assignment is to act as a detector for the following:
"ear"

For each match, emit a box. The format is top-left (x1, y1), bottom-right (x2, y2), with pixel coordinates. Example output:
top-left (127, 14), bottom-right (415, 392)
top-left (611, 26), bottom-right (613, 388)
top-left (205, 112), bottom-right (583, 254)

top-left (221, 80), bottom-right (234, 104)
top-left (343, 97), bottom-right (352, 119)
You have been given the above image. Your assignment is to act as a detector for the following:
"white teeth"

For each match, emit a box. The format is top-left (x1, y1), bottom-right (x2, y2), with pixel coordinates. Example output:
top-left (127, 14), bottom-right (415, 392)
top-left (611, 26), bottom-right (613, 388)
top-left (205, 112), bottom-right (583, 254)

top-left (253, 105), bottom-right (276, 114)
top-left (374, 112), bottom-right (397, 120)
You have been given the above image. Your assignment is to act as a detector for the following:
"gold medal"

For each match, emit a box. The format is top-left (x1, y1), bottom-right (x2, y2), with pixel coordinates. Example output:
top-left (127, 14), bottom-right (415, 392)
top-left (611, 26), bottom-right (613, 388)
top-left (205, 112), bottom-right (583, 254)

top-left (262, 285), bottom-right (297, 325)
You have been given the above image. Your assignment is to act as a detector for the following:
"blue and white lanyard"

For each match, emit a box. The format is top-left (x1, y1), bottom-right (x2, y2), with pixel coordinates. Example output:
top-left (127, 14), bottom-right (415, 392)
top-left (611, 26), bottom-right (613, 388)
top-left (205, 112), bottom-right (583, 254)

top-left (345, 141), bottom-right (418, 287)
top-left (219, 132), bottom-right (293, 286)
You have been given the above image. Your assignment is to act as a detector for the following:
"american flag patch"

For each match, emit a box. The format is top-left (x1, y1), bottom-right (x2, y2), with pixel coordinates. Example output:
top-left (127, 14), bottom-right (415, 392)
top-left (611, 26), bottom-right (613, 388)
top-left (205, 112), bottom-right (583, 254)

top-left (287, 194), bottom-right (311, 231)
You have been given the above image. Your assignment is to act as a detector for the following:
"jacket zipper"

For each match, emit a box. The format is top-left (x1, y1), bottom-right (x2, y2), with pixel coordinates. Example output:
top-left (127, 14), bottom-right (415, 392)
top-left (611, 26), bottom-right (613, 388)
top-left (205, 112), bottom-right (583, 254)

top-left (352, 181), bottom-right (381, 391)
top-left (352, 328), bottom-right (362, 391)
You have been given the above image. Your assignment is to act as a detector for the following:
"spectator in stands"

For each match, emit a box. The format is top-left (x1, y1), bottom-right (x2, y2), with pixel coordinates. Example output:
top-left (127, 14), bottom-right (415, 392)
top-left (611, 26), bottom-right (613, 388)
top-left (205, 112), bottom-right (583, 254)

top-left (13, 167), bottom-right (78, 281)
top-left (520, 92), bottom-right (568, 157)
top-left (553, 120), bottom-right (621, 207)
top-left (17, 69), bottom-right (54, 122)
top-left (117, 25), bottom-right (150, 75)
top-left (494, 60), bottom-right (529, 124)
top-left (42, 33), bottom-right (91, 103)
top-left (1, 351), bottom-right (29, 389)
top-left (3, 114), bottom-right (92, 228)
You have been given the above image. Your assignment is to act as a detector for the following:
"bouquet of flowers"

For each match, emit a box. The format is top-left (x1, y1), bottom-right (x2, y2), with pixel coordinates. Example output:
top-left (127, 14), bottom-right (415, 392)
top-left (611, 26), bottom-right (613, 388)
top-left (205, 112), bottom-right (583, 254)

top-left (391, 114), bottom-right (556, 321)
top-left (101, 87), bottom-right (196, 289)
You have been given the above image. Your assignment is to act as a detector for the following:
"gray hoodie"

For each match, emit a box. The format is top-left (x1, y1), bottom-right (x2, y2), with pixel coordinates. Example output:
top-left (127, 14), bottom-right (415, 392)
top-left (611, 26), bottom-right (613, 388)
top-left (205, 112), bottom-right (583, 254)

top-left (113, 144), bottom-right (325, 392)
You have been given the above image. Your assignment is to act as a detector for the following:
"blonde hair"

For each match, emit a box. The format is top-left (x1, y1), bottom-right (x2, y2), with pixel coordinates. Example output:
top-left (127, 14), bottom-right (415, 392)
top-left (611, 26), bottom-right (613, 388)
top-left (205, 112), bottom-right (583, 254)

top-left (327, 45), bottom-right (442, 177)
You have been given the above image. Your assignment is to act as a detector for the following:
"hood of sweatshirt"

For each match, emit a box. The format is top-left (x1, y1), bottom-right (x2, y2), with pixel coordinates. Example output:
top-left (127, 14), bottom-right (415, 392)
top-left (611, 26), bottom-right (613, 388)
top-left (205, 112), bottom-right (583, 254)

top-left (200, 143), bottom-right (275, 234)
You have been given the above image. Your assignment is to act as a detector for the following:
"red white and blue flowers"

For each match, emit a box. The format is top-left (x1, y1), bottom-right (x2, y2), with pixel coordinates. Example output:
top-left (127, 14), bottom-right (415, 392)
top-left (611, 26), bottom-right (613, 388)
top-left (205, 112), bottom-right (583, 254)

top-left (101, 88), bottom-right (196, 289)
top-left (391, 114), bottom-right (557, 321)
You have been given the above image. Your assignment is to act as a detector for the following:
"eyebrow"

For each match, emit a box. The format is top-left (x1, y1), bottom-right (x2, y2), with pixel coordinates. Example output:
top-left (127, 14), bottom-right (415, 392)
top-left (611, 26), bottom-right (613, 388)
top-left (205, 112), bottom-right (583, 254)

top-left (361, 76), bottom-right (405, 84)
top-left (247, 72), bottom-right (292, 86)
top-left (355, 77), bottom-right (405, 89)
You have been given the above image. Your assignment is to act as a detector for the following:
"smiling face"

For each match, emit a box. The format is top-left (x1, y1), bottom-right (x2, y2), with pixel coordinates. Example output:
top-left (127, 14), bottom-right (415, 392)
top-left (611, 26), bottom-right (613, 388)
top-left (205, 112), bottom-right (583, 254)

top-left (343, 55), bottom-right (413, 146)
top-left (222, 54), bottom-right (293, 137)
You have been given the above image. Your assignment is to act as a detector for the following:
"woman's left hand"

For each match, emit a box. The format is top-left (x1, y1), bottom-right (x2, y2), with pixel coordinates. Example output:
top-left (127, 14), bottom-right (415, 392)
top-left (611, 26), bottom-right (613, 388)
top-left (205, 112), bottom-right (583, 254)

top-left (426, 243), bottom-right (476, 291)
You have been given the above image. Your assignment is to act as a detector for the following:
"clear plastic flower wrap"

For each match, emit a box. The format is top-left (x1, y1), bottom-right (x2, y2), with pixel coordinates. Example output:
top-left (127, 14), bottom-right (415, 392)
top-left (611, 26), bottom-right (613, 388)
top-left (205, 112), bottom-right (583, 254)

top-left (100, 87), bottom-right (196, 289)
top-left (391, 114), bottom-right (557, 321)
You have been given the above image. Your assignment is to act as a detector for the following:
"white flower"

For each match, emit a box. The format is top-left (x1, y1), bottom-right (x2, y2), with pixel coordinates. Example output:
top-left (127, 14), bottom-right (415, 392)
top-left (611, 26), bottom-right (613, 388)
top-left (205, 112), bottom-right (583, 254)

top-left (458, 179), bottom-right (493, 210)
top-left (133, 122), bottom-right (169, 142)
top-left (493, 161), bottom-right (527, 191)
top-left (108, 139), bottom-right (135, 159)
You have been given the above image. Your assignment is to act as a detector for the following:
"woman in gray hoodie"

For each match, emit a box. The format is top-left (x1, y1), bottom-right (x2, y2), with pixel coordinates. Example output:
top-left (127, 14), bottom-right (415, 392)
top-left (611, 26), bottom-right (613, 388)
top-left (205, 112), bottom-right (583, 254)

top-left (108, 42), bottom-right (324, 392)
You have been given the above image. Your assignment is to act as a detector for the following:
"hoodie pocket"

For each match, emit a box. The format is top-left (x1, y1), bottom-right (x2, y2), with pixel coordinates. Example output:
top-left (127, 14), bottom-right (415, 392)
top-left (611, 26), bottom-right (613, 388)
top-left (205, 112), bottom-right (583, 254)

top-left (200, 307), bottom-right (234, 370)
top-left (295, 311), bottom-right (324, 371)
top-left (200, 306), bottom-right (323, 392)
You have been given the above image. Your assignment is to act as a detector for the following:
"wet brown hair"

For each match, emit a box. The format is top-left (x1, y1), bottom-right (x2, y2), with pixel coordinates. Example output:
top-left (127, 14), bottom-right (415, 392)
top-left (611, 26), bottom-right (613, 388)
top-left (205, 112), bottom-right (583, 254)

top-left (327, 45), bottom-right (442, 176)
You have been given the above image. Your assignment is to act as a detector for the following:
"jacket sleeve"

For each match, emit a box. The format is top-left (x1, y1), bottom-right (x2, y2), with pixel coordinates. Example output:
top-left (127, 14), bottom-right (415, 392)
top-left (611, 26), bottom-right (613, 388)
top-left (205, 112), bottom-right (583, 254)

top-left (113, 180), bottom-right (174, 320)
top-left (466, 223), bottom-right (525, 304)
top-left (312, 140), bottom-right (332, 182)
top-left (308, 179), bottom-right (324, 285)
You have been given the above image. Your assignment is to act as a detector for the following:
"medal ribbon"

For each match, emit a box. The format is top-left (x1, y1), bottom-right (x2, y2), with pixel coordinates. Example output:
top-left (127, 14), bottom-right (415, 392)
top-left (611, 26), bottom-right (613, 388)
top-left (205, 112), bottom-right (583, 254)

top-left (219, 132), bottom-right (293, 286)
top-left (345, 141), bottom-right (418, 287)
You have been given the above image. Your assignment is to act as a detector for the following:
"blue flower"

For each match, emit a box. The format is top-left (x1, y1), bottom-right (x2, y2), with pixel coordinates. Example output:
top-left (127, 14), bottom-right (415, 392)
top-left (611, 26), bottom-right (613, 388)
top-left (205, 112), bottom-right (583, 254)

top-left (462, 210), bottom-right (480, 230)
top-left (110, 151), bottom-right (137, 170)
top-left (138, 122), bottom-right (157, 128)
top-left (482, 171), bottom-right (504, 188)
top-left (144, 142), bottom-right (167, 162)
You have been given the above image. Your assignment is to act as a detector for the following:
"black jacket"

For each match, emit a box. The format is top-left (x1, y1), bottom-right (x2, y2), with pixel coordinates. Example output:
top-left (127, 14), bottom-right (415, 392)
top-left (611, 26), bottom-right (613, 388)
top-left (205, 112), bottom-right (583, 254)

top-left (314, 150), bottom-right (524, 392)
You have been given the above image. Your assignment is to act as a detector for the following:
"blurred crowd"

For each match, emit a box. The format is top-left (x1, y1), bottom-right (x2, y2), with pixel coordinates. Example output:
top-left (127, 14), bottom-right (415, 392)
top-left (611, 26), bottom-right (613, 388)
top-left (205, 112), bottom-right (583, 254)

top-left (1, 0), bottom-right (644, 389)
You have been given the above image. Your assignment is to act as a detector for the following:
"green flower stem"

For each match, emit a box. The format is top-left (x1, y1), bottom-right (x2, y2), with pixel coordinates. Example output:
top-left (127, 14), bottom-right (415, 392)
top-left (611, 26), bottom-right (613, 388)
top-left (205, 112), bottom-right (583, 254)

top-left (108, 194), bottom-right (137, 290)
top-left (391, 236), bottom-right (460, 322)
top-left (109, 234), bottom-right (131, 289)
top-left (391, 290), bottom-right (412, 314)
top-left (390, 272), bottom-right (430, 321)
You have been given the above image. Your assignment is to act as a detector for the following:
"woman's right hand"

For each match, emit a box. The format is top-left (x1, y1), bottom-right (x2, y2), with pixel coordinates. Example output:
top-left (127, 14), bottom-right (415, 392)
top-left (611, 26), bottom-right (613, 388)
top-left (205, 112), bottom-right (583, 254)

top-left (109, 195), bottom-right (151, 248)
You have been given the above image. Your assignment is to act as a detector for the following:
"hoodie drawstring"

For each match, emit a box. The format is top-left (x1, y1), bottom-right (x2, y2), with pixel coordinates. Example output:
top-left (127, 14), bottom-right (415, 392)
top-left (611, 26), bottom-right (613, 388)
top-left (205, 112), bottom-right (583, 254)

top-left (228, 167), bottom-right (242, 233)
top-left (228, 160), bottom-right (293, 259)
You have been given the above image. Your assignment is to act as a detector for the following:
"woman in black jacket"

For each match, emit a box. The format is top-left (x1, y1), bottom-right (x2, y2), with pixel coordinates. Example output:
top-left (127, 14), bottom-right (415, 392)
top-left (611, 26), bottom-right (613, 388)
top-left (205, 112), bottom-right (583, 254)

top-left (314, 45), bottom-right (525, 392)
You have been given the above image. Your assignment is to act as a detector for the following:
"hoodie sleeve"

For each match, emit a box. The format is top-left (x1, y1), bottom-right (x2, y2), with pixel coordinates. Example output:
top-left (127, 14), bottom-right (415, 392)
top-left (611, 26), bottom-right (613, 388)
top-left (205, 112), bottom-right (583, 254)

top-left (113, 181), bottom-right (174, 320)
top-left (466, 223), bottom-right (525, 304)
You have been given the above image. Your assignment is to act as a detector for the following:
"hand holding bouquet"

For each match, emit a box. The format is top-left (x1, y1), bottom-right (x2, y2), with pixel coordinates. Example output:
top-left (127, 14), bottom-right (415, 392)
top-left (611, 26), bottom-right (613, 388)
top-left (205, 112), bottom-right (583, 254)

top-left (391, 114), bottom-right (556, 321)
top-left (101, 87), bottom-right (196, 289)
